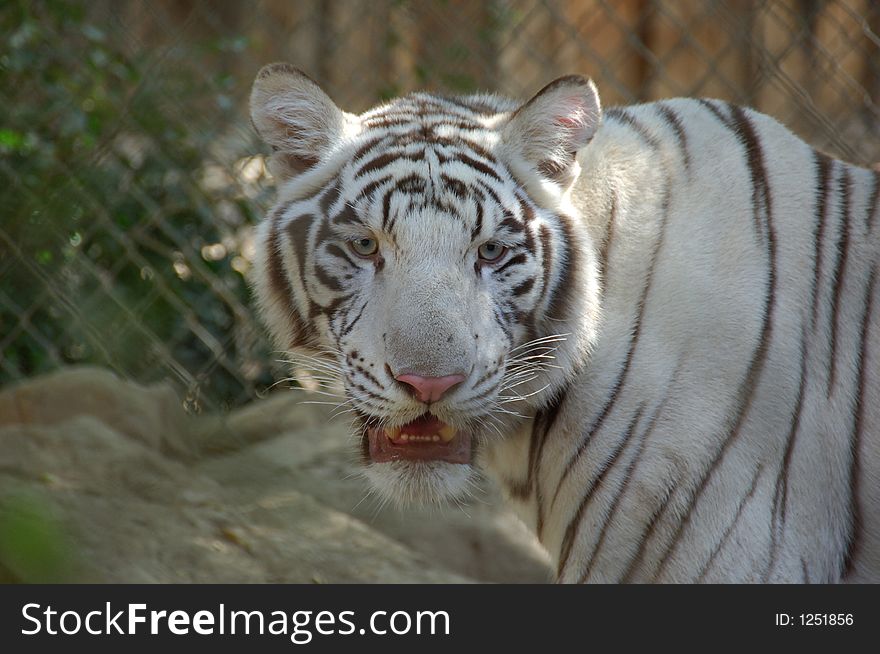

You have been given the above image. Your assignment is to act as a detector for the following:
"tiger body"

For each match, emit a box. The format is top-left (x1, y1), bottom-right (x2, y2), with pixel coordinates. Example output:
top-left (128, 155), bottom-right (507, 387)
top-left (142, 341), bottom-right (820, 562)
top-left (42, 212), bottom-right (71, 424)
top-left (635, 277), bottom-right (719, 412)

top-left (493, 100), bottom-right (880, 583)
top-left (249, 64), bottom-right (880, 583)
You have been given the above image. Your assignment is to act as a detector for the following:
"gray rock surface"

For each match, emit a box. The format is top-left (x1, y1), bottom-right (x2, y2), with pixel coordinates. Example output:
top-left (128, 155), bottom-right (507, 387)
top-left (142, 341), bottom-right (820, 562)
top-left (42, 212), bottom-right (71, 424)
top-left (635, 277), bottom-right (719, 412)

top-left (0, 367), bottom-right (552, 583)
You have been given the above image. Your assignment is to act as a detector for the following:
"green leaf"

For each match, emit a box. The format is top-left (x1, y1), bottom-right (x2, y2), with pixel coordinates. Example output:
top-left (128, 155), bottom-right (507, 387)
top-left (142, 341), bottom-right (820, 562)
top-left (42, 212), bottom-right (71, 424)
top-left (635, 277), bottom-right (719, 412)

top-left (0, 128), bottom-right (25, 150)
top-left (0, 493), bottom-right (73, 583)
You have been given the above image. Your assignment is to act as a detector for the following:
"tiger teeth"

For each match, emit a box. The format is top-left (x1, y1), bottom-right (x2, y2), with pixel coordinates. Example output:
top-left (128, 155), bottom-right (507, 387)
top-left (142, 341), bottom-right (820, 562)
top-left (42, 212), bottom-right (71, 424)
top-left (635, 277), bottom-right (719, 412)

top-left (383, 425), bottom-right (457, 443)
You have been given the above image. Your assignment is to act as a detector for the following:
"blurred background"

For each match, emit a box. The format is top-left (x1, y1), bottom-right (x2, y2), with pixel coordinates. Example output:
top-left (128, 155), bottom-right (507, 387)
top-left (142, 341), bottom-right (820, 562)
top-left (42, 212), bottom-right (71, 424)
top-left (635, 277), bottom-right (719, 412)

top-left (1, 0), bottom-right (879, 584)
top-left (2, 0), bottom-right (879, 413)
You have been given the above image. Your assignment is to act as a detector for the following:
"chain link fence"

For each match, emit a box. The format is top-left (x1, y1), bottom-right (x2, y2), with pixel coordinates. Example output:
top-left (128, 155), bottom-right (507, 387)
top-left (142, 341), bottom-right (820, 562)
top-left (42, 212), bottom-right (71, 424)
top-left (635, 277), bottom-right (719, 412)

top-left (2, 0), bottom-right (878, 412)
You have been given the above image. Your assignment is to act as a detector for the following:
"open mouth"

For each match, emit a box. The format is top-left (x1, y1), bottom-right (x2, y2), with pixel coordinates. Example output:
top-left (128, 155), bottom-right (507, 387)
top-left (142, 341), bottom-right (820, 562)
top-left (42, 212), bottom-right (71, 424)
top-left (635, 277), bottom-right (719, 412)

top-left (366, 412), bottom-right (472, 464)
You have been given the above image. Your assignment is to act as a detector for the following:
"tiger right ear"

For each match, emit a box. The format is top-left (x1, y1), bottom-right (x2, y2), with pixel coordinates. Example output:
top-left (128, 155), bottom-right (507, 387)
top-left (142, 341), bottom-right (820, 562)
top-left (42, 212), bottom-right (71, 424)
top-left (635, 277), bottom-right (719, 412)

top-left (250, 63), bottom-right (359, 180)
top-left (502, 75), bottom-right (601, 188)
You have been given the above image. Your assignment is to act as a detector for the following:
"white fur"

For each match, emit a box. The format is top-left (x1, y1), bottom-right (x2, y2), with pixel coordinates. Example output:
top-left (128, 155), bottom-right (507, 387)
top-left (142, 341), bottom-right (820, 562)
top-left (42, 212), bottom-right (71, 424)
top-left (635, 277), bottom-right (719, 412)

top-left (249, 66), bottom-right (879, 583)
top-left (363, 462), bottom-right (478, 508)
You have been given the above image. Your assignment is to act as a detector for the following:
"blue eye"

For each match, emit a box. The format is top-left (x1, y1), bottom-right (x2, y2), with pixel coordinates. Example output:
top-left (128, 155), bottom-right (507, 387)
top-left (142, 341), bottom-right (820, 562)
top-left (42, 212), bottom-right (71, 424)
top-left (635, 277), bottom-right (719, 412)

top-left (350, 237), bottom-right (379, 257)
top-left (478, 241), bottom-right (507, 262)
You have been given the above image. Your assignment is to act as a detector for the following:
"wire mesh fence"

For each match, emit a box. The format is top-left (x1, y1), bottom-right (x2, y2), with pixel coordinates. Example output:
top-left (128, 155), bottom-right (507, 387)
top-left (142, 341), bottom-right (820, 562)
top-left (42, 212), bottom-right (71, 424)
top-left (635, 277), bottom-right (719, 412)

top-left (2, 0), bottom-right (878, 412)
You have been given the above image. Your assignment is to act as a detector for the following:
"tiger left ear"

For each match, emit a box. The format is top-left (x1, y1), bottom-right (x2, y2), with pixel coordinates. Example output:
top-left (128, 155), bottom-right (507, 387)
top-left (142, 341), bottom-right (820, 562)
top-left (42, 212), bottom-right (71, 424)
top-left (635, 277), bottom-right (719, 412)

top-left (250, 63), bottom-right (360, 181)
top-left (502, 75), bottom-right (601, 187)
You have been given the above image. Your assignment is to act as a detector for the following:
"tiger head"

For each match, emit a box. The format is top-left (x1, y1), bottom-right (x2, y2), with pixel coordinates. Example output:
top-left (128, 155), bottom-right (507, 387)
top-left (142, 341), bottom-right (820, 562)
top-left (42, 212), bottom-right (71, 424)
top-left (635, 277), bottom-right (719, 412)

top-left (249, 64), bottom-right (602, 506)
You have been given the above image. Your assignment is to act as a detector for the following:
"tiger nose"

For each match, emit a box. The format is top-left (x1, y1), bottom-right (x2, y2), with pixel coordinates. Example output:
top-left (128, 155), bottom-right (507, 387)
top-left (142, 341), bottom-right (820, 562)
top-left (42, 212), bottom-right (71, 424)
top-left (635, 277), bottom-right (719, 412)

top-left (394, 373), bottom-right (466, 403)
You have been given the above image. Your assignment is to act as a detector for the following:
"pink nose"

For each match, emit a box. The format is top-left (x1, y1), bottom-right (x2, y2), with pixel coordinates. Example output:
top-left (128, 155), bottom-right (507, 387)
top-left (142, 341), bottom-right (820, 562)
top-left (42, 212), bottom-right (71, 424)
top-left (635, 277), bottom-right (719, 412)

top-left (395, 373), bottom-right (466, 403)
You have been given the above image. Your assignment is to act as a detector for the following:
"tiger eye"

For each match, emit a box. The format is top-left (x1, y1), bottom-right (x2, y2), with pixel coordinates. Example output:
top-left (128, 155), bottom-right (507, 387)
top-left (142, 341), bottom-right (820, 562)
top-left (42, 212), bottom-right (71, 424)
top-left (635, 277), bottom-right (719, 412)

top-left (478, 241), bottom-right (507, 262)
top-left (350, 237), bottom-right (379, 257)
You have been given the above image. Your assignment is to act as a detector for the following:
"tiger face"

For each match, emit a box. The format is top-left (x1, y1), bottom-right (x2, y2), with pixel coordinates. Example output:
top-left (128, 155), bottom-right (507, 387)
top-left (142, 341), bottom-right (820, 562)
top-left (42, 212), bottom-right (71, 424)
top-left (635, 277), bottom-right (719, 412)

top-left (249, 64), bottom-right (602, 505)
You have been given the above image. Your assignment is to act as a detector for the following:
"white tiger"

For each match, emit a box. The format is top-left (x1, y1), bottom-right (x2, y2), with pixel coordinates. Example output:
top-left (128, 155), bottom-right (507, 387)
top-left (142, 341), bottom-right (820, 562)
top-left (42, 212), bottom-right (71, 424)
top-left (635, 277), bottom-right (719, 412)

top-left (248, 63), bottom-right (879, 583)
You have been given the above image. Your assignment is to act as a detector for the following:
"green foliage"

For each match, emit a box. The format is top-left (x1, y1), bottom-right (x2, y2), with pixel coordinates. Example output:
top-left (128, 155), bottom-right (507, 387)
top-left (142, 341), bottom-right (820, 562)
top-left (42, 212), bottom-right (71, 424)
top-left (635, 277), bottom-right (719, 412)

top-left (0, 490), bottom-right (73, 583)
top-left (0, 1), bottom-right (274, 409)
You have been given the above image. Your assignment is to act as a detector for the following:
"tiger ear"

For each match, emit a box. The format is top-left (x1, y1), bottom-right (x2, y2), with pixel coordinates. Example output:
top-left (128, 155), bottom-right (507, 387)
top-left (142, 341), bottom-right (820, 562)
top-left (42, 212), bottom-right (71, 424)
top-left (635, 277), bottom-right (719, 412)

top-left (250, 63), bottom-right (359, 180)
top-left (502, 75), bottom-right (601, 187)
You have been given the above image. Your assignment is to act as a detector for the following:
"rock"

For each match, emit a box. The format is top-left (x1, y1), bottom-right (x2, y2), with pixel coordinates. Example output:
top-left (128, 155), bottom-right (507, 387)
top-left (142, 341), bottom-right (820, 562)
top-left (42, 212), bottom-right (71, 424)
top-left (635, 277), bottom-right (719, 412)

top-left (0, 367), bottom-right (552, 583)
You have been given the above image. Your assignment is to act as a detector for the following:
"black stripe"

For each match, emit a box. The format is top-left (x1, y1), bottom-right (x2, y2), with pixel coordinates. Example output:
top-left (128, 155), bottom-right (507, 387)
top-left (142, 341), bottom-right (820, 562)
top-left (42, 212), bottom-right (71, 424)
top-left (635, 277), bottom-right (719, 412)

top-left (355, 150), bottom-right (424, 178)
top-left (454, 153), bottom-right (503, 183)
top-left (809, 153), bottom-right (833, 330)
top-left (350, 381), bottom-right (387, 403)
top-left (605, 108), bottom-right (661, 150)
top-left (474, 179), bottom-right (502, 209)
top-left (521, 216), bottom-right (537, 256)
top-left (356, 175), bottom-right (394, 203)
top-left (422, 119), bottom-right (484, 132)
top-left (415, 96), bottom-right (484, 119)
top-left (827, 166), bottom-right (852, 396)
top-left (512, 277), bottom-right (535, 297)
top-left (396, 173), bottom-right (428, 193)
top-left (517, 193), bottom-right (536, 223)
top-left (407, 134), bottom-right (491, 158)
top-left (461, 378), bottom-right (503, 408)
top-left (656, 103), bottom-right (691, 172)
top-left (842, 267), bottom-right (877, 577)
top-left (531, 391), bottom-right (567, 534)
top-left (737, 104), bottom-right (770, 240)
top-left (266, 217), bottom-right (303, 347)
top-left (557, 407), bottom-right (644, 580)
top-left (325, 244), bottom-right (356, 268)
top-left (471, 366), bottom-right (501, 392)
top-left (361, 109), bottom-right (419, 123)
top-left (577, 394), bottom-right (669, 583)
top-left (319, 179), bottom-right (341, 215)
top-left (695, 464), bottom-right (764, 583)
top-left (331, 203), bottom-right (359, 226)
top-left (351, 135), bottom-right (387, 162)
top-left (440, 173), bottom-right (467, 199)
top-left (361, 117), bottom-right (416, 129)
top-left (508, 388), bottom-right (566, 505)
top-left (495, 253), bottom-right (527, 275)
top-left (353, 363), bottom-right (383, 389)
top-left (492, 306), bottom-right (513, 340)
top-left (650, 106), bottom-right (777, 581)
top-left (471, 197), bottom-right (484, 240)
top-left (438, 94), bottom-right (501, 116)
top-left (697, 98), bottom-right (732, 128)
top-left (314, 293), bottom-right (350, 320)
top-left (381, 187), bottom-right (394, 231)
top-left (550, 188), bottom-right (672, 514)
top-left (609, 361), bottom-right (684, 583)
top-left (597, 193), bottom-right (617, 289)
top-left (544, 216), bottom-right (578, 322)
top-left (537, 226), bottom-right (553, 313)
top-left (618, 469), bottom-right (682, 583)
top-left (445, 135), bottom-right (496, 163)
top-left (764, 325), bottom-right (808, 581)
top-left (340, 301), bottom-right (367, 339)
top-left (499, 214), bottom-right (526, 235)
top-left (286, 212), bottom-right (319, 321)
top-left (380, 174), bottom-right (428, 232)
top-left (313, 262), bottom-right (343, 292)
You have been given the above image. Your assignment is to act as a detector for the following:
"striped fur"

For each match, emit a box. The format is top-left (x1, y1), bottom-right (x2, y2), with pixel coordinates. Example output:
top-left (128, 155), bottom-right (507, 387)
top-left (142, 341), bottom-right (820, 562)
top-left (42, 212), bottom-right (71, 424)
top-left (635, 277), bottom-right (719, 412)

top-left (250, 65), bottom-right (880, 583)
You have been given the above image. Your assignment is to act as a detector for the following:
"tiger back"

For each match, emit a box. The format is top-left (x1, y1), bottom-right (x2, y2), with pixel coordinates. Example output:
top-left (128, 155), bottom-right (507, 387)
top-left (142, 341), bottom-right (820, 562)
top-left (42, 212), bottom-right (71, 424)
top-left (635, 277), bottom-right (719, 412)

top-left (248, 63), bottom-right (880, 583)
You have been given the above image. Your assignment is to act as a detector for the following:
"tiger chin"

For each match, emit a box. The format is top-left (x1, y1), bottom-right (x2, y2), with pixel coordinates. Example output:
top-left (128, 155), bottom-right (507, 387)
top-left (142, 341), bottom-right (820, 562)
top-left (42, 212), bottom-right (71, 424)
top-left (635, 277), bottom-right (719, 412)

top-left (247, 63), bottom-right (879, 583)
